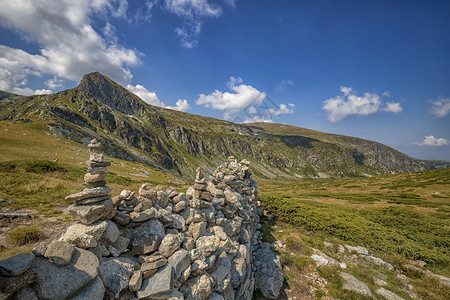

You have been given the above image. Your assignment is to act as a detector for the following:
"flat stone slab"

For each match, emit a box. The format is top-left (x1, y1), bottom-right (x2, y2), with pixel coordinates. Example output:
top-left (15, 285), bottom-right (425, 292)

top-left (0, 253), bottom-right (35, 276)
top-left (66, 186), bottom-right (111, 202)
top-left (32, 248), bottom-right (99, 300)
top-left (138, 265), bottom-right (173, 299)
top-left (68, 198), bottom-right (114, 225)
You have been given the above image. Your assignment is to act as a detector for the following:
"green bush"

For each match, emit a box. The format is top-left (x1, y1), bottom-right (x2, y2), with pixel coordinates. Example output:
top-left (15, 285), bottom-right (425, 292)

top-left (23, 160), bottom-right (65, 173)
top-left (8, 225), bottom-right (43, 244)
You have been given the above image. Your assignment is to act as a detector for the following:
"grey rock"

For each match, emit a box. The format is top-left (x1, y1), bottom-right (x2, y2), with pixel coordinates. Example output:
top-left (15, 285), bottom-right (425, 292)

top-left (254, 243), bottom-right (284, 300)
top-left (180, 274), bottom-right (213, 300)
top-left (132, 234), bottom-right (161, 255)
top-left (111, 210), bottom-right (131, 226)
top-left (168, 249), bottom-right (190, 279)
top-left (101, 220), bottom-right (120, 244)
top-left (129, 270), bottom-right (143, 292)
top-left (68, 199), bottom-right (114, 225)
top-left (0, 253), bottom-right (34, 276)
top-left (112, 236), bottom-right (130, 254)
top-left (75, 195), bottom-right (111, 205)
top-left (72, 276), bottom-right (105, 300)
top-left (160, 234), bottom-right (184, 258)
top-left (125, 219), bottom-right (165, 241)
top-left (375, 288), bottom-right (405, 300)
top-left (33, 248), bottom-right (99, 300)
top-left (196, 236), bottom-right (221, 255)
top-left (44, 240), bottom-right (75, 266)
top-left (62, 221), bottom-right (108, 240)
top-left (171, 213), bottom-right (186, 230)
top-left (66, 186), bottom-right (111, 202)
top-left (344, 245), bottom-right (369, 255)
top-left (141, 258), bottom-right (167, 278)
top-left (0, 268), bottom-right (37, 294)
top-left (99, 257), bottom-right (136, 299)
top-left (208, 293), bottom-right (224, 300)
top-left (189, 221), bottom-right (207, 241)
top-left (130, 208), bottom-right (156, 223)
top-left (339, 271), bottom-right (372, 297)
top-left (138, 265), bottom-right (174, 299)
top-left (13, 285), bottom-right (39, 300)
top-left (151, 288), bottom-right (184, 300)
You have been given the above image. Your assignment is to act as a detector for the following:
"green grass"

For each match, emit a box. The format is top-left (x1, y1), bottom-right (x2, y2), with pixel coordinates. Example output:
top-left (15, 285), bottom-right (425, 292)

top-left (260, 194), bottom-right (450, 272)
top-left (8, 225), bottom-right (43, 245)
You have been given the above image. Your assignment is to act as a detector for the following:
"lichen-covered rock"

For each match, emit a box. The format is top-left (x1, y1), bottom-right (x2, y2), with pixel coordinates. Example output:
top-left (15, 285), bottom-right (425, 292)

top-left (159, 233), bottom-right (184, 258)
top-left (168, 249), bottom-right (190, 279)
top-left (339, 271), bottom-right (373, 297)
top-left (180, 274), bottom-right (214, 300)
top-left (132, 234), bottom-right (161, 255)
top-left (101, 220), bottom-right (120, 244)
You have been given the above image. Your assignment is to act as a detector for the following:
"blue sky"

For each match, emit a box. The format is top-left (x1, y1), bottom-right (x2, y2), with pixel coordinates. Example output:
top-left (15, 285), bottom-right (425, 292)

top-left (0, 0), bottom-right (449, 160)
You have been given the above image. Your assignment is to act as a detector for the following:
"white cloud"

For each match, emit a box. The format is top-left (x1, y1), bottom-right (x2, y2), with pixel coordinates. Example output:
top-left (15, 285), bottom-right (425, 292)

top-left (384, 102), bottom-right (403, 113)
top-left (164, 0), bottom-right (226, 48)
top-left (275, 79), bottom-right (293, 93)
top-left (0, 0), bottom-right (140, 95)
top-left (197, 76), bottom-right (295, 122)
top-left (196, 77), bottom-right (267, 119)
top-left (45, 76), bottom-right (64, 90)
top-left (269, 103), bottom-right (295, 116)
top-left (429, 97), bottom-right (450, 118)
top-left (322, 86), bottom-right (402, 122)
top-left (416, 135), bottom-right (449, 146)
top-left (127, 84), bottom-right (166, 107)
top-left (382, 91), bottom-right (390, 97)
top-left (34, 89), bottom-right (53, 95)
top-left (166, 99), bottom-right (191, 111)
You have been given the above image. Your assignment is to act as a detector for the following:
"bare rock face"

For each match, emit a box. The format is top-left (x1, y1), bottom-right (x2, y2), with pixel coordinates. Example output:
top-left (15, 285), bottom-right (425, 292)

top-left (32, 248), bottom-right (99, 300)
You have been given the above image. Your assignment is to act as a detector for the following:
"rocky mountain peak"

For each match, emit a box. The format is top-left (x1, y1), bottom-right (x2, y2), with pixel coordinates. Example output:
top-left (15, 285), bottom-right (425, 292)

top-left (77, 72), bottom-right (147, 116)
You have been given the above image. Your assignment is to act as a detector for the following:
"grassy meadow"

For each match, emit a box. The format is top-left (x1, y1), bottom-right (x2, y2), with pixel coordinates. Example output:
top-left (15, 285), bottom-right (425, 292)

top-left (1, 120), bottom-right (449, 298)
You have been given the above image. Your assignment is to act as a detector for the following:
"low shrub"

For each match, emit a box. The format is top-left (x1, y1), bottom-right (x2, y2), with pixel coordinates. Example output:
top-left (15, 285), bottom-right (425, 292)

top-left (8, 225), bottom-right (43, 245)
top-left (23, 160), bottom-right (65, 173)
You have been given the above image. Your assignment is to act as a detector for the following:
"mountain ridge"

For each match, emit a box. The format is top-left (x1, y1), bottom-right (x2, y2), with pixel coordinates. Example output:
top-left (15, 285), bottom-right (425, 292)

top-left (0, 72), bottom-right (448, 179)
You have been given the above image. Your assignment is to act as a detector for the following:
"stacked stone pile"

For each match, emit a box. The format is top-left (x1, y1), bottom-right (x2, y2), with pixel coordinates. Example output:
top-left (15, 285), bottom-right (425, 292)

top-left (66, 139), bottom-right (114, 224)
top-left (0, 143), bottom-right (284, 300)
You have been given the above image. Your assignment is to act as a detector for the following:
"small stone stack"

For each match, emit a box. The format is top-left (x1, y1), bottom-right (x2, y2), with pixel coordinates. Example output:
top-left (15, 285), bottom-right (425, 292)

top-left (67, 139), bottom-right (114, 224)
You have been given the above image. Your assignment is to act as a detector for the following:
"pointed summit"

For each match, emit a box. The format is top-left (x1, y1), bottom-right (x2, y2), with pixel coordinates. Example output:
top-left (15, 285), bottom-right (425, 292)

top-left (77, 72), bottom-right (147, 115)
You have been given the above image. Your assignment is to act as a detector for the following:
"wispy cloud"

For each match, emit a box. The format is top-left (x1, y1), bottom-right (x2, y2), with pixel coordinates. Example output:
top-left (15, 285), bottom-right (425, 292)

top-left (275, 79), bottom-right (293, 93)
top-left (429, 97), bottom-right (450, 118)
top-left (34, 89), bottom-right (53, 95)
top-left (164, 0), bottom-right (226, 48)
top-left (416, 135), bottom-right (449, 146)
top-left (322, 86), bottom-right (402, 122)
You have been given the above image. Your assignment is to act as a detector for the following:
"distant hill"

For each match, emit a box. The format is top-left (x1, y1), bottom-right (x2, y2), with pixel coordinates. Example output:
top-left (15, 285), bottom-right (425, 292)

top-left (0, 72), bottom-right (448, 179)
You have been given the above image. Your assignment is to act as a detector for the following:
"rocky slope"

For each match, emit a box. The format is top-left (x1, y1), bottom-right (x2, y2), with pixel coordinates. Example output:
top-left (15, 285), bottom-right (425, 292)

top-left (0, 72), bottom-right (447, 179)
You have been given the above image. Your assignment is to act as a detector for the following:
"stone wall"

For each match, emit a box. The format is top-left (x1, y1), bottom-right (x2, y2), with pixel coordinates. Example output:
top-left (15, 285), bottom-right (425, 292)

top-left (0, 140), bottom-right (283, 300)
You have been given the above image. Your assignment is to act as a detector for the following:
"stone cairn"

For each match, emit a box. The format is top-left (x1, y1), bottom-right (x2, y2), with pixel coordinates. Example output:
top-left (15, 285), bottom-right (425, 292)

top-left (0, 143), bottom-right (283, 300)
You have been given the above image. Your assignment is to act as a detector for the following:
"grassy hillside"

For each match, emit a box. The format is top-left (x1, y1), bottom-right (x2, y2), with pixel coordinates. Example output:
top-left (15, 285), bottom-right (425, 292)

top-left (1, 72), bottom-right (448, 180)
